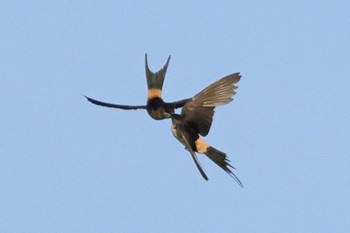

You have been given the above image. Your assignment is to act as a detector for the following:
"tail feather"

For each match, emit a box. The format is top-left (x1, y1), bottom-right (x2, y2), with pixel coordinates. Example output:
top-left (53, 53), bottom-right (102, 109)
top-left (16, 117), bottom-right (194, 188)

top-left (145, 53), bottom-right (171, 90)
top-left (205, 146), bottom-right (243, 187)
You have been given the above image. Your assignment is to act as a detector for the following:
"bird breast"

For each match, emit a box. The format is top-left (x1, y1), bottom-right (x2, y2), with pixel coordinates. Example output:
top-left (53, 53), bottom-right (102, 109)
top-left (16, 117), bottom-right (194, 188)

top-left (171, 124), bottom-right (178, 138)
top-left (171, 124), bottom-right (186, 147)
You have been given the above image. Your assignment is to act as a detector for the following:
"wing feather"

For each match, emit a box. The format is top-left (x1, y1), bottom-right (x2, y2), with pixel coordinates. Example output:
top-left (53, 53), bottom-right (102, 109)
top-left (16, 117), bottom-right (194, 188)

top-left (181, 132), bottom-right (209, 181)
top-left (84, 96), bottom-right (146, 110)
top-left (191, 72), bottom-right (241, 107)
top-left (173, 122), bottom-right (208, 181)
top-left (181, 73), bottom-right (241, 136)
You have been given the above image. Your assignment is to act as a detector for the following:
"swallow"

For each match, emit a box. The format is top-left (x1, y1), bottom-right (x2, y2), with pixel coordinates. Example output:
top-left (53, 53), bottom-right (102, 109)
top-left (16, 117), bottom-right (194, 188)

top-left (168, 73), bottom-right (243, 187)
top-left (84, 54), bottom-right (191, 120)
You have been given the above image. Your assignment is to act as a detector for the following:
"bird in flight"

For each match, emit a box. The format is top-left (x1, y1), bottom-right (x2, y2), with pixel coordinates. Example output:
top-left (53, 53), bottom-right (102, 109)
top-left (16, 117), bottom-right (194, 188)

top-left (85, 54), bottom-right (243, 185)
top-left (85, 54), bottom-right (191, 120)
top-left (168, 73), bottom-right (243, 187)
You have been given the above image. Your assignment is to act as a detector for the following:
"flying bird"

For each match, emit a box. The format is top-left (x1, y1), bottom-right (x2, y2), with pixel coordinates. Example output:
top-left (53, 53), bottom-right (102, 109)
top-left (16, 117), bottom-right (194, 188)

top-left (168, 73), bottom-right (243, 187)
top-left (85, 54), bottom-right (243, 185)
top-left (84, 54), bottom-right (191, 120)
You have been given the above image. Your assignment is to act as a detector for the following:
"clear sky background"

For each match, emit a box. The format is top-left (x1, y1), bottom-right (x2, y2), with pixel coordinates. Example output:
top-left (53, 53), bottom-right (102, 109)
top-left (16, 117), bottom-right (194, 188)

top-left (1, 1), bottom-right (349, 232)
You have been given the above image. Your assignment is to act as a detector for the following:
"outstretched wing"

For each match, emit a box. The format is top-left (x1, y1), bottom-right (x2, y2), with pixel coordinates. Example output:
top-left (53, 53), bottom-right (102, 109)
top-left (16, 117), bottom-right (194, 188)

top-left (181, 72), bottom-right (241, 136)
top-left (190, 72), bottom-right (241, 108)
top-left (84, 95), bottom-right (147, 110)
top-left (167, 97), bottom-right (192, 109)
top-left (184, 106), bottom-right (215, 137)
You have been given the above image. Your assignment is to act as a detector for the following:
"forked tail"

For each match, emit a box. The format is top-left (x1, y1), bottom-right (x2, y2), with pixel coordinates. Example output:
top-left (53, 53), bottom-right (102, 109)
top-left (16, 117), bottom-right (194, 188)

top-left (205, 146), bottom-right (243, 187)
top-left (145, 54), bottom-right (171, 94)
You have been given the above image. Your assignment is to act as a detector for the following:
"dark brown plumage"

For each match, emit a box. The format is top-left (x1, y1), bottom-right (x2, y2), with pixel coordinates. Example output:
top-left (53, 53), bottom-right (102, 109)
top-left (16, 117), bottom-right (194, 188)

top-left (85, 55), bottom-right (243, 185)
top-left (85, 54), bottom-right (191, 120)
top-left (170, 73), bottom-right (243, 186)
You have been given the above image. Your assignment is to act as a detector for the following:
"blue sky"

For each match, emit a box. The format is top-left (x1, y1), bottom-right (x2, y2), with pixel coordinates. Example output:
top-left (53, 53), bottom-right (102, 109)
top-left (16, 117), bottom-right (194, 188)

top-left (1, 1), bottom-right (349, 232)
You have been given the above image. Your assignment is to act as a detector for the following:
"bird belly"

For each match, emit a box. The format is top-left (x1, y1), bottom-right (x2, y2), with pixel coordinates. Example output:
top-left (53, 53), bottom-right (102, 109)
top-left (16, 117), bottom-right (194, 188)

top-left (147, 108), bottom-right (166, 120)
top-left (171, 125), bottom-right (187, 147)
top-left (171, 124), bottom-right (178, 138)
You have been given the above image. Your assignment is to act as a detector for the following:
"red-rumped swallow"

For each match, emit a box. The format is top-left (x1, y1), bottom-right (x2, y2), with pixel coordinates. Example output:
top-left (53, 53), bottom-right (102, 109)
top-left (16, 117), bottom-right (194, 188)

top-left (84, 54), bottom-right (191, 120)
top-left (168, 73), bottom-right (243, 186)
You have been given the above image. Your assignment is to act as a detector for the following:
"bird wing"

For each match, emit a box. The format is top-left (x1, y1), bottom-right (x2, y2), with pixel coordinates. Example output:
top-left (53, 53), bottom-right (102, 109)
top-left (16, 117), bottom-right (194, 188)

top-left (181, 72), bottom-right (241, 136)
top-left (178, 127), bottom-right (209, 181)
top-left (84, 95), bottom-right (147, 110)
top-left (182, 106), bottom-right (215, 137)
top-left (191, 72), bottom-right (241, 107)
top-left (167, 98), bottom-right (192, 108)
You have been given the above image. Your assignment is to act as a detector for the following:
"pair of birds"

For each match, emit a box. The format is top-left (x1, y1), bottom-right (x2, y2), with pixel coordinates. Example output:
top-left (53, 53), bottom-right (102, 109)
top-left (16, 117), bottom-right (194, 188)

top-left (85, 54), bottom-right (243, 187)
